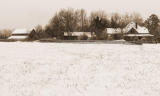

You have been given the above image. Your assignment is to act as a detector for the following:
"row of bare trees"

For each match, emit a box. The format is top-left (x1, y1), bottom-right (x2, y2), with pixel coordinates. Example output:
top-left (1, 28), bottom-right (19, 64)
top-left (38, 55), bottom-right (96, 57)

top-left (29, 8), bottom-right (160, 40)
top-left (0, 29), bottom-right (12, 39)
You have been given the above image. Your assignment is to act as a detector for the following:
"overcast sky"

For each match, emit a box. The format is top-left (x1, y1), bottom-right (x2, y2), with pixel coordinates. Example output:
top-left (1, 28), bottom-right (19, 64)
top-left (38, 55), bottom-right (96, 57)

top-left (0, 0), bottom-right (159, 29)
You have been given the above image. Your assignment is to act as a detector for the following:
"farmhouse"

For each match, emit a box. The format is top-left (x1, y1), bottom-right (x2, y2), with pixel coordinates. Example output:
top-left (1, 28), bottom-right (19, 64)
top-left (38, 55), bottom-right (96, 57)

top-left (123, 22), bottom-right (154, 42)
top-left (63, 32), bottom-right (92, 40)
top-left (103, 28), bottom-right (123, 40)
top-left (8, 29), bottom-right (29, 40)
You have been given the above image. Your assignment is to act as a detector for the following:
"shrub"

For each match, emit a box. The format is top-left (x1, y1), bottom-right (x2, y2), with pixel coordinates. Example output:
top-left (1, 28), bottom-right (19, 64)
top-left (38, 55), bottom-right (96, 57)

top-left (78, 34), bottom-right (88, 40)
top-left (96, 31), bottom-right (108, 40)
top-left (107, 35), bottom-right (113, 40)
top-left (90, 36), bottom-right (97, 40)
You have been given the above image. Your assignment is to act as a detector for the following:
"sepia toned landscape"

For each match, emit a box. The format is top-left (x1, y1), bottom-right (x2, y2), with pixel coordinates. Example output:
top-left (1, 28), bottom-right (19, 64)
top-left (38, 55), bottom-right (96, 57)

top-left (0, 8), bottom-right (159, 44)
top-left (0, 0), bottom-right (160, 96)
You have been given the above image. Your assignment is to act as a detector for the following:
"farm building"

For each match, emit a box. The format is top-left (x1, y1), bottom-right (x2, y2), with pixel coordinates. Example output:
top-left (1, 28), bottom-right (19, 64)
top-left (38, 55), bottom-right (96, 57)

top-left (103, 28), bottom-right (123, 40)
top-left (8, 29), bottom-right (30, 40)
top-left (63, 32), bottom-right (93, 40)
top-left (123, 22), bottom-right (154, 42)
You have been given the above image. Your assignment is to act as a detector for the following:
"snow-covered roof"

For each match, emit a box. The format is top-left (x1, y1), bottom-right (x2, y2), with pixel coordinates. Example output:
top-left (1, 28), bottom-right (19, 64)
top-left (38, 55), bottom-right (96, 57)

top-left (12, 29), bottom-right (29, 35)
top-left (124, 22), bottom-right (136, 32)
top-left (64, 32), bottom-right (92, 37)
top-left (136, 26), bottom-right (149, 34)
top-left (124, 22), bottom-right (149, 34)
top-left (104, 28), bottom-right (122, 34)
top-left (8, 36), bottom-right (28, 40)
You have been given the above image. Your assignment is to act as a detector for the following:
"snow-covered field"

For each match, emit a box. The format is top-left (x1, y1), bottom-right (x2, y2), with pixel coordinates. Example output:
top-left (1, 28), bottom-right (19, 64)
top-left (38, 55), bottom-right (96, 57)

top-left (0, 42), bottom-right (160, 96)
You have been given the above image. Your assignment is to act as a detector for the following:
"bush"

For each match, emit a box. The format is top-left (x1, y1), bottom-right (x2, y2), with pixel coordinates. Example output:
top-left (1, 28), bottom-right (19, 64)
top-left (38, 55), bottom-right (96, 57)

top-left (90, 36), bottom-right (97, 40)
top-left (107, 35), bottom-right (113, 40)
top-left (96, 31), bottom-right (108, 40)
top-left (78, 34), bottom-right (88, 40)
top-left (112, 34), bottom-right (123, 40)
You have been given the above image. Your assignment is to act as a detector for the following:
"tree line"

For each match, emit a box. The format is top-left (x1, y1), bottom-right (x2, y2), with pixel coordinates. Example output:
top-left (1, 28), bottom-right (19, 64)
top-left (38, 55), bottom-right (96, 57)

top-left (27, 8), bottom-right (160, 40)
top-left (0, 29), bottom-right (12, 39)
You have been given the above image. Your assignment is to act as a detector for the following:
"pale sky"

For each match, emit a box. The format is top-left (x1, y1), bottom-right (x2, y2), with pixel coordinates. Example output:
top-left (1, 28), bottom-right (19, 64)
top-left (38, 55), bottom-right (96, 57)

top-left (0, 0), bottom-right (160, 29)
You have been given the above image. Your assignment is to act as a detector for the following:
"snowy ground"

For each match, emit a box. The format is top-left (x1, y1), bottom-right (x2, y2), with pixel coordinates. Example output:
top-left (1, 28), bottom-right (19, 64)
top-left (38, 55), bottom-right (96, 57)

top-left (0, 42), bottom-right (160, 96)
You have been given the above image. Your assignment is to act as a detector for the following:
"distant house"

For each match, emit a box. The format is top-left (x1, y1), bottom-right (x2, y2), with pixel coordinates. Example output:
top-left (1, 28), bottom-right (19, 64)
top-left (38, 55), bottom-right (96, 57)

top-left (123, 22), bottom-right (154, 42)
top-left (8, 29), bottom-right (30, 40)
top-left (103, 28), bottom-right (123, 40)
top-left (63, 32), bottom-right (92, 40)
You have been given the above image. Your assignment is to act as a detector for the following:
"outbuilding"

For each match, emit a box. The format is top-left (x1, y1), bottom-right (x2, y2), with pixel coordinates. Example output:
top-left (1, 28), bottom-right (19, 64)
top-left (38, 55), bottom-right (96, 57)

top-left (8, 29), bottom-right (30, 40)
top-left (103, 28), bottom-right (123, 40)
top-left (63, 32), bottom-right (92, 40)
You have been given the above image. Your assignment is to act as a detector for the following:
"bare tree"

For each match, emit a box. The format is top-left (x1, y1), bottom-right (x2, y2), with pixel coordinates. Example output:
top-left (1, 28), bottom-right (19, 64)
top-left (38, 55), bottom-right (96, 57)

top-left (76, 9), bottom-right (89, 32)
top-left (111, 13), bottom-right (122, 28)
top-left (130, 12), bottom-right (144, 26)
top-left (45, 8), bottom-right (78, 38)
top-left (0, 29), bottom-right (12, 39)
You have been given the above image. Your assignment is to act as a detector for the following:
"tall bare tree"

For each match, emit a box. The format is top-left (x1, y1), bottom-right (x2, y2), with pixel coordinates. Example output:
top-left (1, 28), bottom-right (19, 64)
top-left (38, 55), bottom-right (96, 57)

top-left (111, 13), bottom-right (122, 28)
top-left (130, 12), bottom-right (144, 26)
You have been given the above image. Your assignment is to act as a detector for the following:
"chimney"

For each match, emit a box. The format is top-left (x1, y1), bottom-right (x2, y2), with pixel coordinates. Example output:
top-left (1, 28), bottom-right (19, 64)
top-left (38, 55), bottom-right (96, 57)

top-left (136, 22), bottom-right (138, 29)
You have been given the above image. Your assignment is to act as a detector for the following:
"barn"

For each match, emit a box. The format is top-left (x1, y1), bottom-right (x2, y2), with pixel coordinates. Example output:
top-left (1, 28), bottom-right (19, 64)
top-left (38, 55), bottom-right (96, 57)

top-left (63, 32), bottom-right (92, 40)
top-left (103, 28), bottom-right (123, 40)
top-left (8, 29), bottom-right (30, 40)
